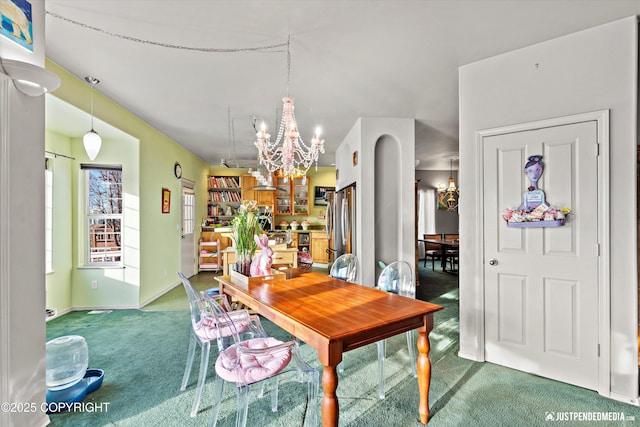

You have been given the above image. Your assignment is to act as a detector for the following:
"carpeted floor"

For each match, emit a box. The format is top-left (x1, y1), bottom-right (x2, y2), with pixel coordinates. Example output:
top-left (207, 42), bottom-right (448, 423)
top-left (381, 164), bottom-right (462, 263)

top-left (45, 265), bottom-right (640, 426)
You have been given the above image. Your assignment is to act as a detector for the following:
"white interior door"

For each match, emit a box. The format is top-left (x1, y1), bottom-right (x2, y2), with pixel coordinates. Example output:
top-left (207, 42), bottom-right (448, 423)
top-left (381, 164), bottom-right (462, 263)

top-left (180, 182), bottom-right (196, 277)
top-left (483, 120), bottom-right (599, 390)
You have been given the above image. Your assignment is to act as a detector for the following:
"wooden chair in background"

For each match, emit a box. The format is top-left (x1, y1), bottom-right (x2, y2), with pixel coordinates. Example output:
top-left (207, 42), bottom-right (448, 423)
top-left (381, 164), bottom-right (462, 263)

top-left (422, 234), bottom-right (443, 270)
top-left (443, 234), bottom-right (459, 272)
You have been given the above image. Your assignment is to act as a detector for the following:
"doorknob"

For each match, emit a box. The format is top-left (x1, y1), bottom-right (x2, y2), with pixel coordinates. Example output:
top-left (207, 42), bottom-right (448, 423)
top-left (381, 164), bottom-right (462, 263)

top-left (488, 259), bottom-right (498, 266)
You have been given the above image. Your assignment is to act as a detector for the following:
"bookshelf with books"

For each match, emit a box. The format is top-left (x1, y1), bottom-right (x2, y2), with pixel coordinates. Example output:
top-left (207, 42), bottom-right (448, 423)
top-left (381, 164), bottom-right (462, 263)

top-left (208, 175), bottom-right (241, 220)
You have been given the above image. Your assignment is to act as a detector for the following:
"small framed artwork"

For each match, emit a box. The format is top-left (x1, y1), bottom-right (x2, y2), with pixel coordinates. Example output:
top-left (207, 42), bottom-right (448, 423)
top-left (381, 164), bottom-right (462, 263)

top-left (314, 186), bottom-right (335, 206)
top-left (162, 188), bottom-right (171, 214)
top-left (0, 0), bottom-right (34, 52)
top-left (437, 191), bottom-right (448, 210)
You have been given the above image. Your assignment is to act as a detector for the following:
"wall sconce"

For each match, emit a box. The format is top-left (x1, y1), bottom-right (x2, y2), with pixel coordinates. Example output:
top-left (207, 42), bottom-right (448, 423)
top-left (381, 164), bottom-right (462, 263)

top-left (437, 158), bottom-right (459, 211)
top-left (0, 58), bottom-right (60, 96)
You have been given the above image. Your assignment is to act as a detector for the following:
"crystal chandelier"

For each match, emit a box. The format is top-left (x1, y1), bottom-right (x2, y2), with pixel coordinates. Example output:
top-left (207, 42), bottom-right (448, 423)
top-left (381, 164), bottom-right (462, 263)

top-left (438, 158), bottom-right (459, 211)
top-left (254, 36), bottom-right (324, 183)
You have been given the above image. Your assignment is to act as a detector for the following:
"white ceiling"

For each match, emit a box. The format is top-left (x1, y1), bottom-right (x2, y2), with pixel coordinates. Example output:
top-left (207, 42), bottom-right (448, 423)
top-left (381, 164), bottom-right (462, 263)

top-left (44, 0), bottom-right (640, 170)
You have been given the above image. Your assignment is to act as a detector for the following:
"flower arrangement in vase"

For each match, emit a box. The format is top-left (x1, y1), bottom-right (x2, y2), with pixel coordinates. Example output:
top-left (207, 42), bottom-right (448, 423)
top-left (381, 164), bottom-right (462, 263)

top-left (231, 200), bottom-right (262, 276)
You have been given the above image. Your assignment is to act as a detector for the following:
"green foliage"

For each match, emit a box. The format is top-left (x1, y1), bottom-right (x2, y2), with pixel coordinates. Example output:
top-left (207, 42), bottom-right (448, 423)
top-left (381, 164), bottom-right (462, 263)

top-left (231, 200), bottom-right (262, 256)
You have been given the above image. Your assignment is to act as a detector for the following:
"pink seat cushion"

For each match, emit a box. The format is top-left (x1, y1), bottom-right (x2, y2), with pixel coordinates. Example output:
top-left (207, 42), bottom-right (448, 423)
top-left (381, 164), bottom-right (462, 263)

top-left (298, 251), bottom-right (312, 264)
top-left (215, 337), bottom-right (292, 385)
top-left (195, 316), bottom-right (250, 341)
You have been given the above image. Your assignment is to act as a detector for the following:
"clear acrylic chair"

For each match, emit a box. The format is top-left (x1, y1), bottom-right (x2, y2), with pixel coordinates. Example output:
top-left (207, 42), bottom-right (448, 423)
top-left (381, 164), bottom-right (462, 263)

top-left (203, 291), bottom-right (319, 427)
top-left (329, 253), bottom-right (358, 283)
top-left (329, 253), bottom-right (358, 373)
top-left (376, 261), bottom-right (417, 399)
top-left (177, 272), bottom-right (266, 418)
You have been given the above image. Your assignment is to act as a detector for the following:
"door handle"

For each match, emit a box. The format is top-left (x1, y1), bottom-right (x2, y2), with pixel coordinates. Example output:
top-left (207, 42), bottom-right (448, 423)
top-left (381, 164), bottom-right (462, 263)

top-left (488, 259), bottom-right (498, 266)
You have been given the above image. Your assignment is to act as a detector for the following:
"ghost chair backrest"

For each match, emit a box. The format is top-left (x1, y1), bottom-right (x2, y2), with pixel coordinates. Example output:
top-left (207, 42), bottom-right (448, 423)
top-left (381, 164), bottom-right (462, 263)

top-left (330, 253), bottom-right (358, 283)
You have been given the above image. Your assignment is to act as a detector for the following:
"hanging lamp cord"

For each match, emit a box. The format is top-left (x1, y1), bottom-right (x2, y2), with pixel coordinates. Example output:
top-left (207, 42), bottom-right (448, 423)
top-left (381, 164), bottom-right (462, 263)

top-left (90, 84), bottom-right (95, 130)
top-left (46, 10), bottom-right (288, 54)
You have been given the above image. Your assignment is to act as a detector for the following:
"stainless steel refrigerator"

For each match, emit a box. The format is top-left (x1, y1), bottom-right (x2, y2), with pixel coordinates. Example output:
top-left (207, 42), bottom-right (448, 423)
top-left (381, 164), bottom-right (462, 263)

top-left (326, 184), bottom-right (356, 266)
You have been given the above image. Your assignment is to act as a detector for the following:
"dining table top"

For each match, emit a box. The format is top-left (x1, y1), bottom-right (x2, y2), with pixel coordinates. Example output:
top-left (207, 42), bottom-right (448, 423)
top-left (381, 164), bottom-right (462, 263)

top-left (216, 270), bottom-right (443, 351)
top-left (419, 238), bottom-right (460, 247)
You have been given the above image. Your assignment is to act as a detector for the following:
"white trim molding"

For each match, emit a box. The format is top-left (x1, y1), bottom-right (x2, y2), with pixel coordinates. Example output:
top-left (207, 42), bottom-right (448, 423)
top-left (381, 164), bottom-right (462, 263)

top-left (465, 110), bottom-right (611, 399)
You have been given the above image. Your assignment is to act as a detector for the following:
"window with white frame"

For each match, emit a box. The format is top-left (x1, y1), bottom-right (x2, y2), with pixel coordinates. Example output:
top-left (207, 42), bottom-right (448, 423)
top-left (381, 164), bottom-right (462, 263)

top-left (83, 165), bottom-right (123, 266)
top-left (45, 157), bottom-right (53, 274)
top-left (182, 186), bottom-right (195, 235)
top-left (417, 189), bottom-right (436, 259)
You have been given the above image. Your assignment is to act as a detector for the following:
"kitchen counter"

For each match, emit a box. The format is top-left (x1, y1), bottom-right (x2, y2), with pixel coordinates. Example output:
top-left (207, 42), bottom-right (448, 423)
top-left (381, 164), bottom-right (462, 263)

top-left (274, 228), bottom-right (327, 233)
top-left (203, 227), bottom-right (326, 233)
top-left (221, 247), bottom-right (298, 275)
top-left (202, 226), bottom-right (233, 233)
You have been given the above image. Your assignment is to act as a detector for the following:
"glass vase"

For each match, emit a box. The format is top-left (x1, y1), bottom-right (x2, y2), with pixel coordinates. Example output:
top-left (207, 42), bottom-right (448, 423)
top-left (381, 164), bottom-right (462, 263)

top-left (235, 253), bottom-right (252, 276)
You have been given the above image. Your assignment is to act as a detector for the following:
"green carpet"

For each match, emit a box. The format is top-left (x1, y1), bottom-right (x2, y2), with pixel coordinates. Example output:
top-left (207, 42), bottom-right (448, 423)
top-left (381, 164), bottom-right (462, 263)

top-left (45, 266), bottom-right (640, 426)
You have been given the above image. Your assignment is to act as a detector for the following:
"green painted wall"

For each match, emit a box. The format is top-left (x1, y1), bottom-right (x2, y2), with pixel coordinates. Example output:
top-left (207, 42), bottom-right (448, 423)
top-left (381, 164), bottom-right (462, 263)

top-left (70, 131), bottom-right (140, 309)
top-left (44, 60), bottom-right (334, 310)
top-left (45, 59), bottom-right (209, 309)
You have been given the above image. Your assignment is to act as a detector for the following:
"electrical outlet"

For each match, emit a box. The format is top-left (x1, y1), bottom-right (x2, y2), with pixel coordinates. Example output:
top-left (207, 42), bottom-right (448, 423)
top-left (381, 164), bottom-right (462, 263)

top-left (163, 268), bottom-right (167, 277)
top-left (91, 280), bottom-right (98, 289)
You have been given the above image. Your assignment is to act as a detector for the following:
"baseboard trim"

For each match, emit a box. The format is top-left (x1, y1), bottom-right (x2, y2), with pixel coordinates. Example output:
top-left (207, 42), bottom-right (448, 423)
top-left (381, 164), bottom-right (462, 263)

top-left (607, 391), bottom-right (640, 407)
top-left (139, 280), bottom-right (181, 308)
top-left (457, 350), bottom-right (484, 362)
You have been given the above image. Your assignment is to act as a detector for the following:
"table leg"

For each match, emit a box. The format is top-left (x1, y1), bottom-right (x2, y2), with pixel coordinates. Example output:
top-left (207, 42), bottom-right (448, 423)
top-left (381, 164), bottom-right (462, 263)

top-left (417, 320), bottom-right (433, 424)
top-left (321, 365), bottom-right (339, 427)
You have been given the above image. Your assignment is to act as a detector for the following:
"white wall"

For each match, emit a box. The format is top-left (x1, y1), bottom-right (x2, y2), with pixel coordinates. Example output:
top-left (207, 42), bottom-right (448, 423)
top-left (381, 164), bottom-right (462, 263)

top-left (336, 117), bottom-right (415, 286)
top-left (459, 16), bottom-right (638, 402)
top-left (0, 0), bottom-right (51, 425)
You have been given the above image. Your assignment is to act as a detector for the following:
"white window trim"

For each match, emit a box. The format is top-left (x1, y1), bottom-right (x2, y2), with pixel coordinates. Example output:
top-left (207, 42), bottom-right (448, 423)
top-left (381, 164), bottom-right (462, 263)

top-left (82, 165), bottom-right (123, 268)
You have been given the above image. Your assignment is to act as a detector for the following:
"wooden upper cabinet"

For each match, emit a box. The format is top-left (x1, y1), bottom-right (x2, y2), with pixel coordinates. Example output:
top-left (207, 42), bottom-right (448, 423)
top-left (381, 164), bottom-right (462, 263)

top-left (275, 176), bottom-right (310, 216)
top-left (241, 174), bottom-right (274, 207)
top-left (256, 188), bottom-right (274, 206)
top-left (240, 175), bottom-right (256, 202)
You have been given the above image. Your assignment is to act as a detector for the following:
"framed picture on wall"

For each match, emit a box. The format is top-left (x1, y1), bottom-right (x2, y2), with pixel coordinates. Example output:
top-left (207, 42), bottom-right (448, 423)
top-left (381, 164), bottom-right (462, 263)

top-left (314, 186), bottom-right (334, 206)
top-left (162, 188), bottom-right (171, 213)
top-left (437, 191), bottom-right (448, 210)
top-left (0, 0), bottom-right (34, 52)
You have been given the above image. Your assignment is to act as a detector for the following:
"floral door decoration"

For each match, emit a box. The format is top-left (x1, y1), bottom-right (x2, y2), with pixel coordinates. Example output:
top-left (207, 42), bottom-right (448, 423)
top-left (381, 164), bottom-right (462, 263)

top-left (502, 155), bottom-right (571, 228)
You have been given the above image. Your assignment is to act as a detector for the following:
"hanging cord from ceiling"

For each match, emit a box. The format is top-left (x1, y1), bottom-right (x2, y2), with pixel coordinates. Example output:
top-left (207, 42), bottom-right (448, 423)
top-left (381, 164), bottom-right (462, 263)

top-left (45, 10), bottom-right (288, 53)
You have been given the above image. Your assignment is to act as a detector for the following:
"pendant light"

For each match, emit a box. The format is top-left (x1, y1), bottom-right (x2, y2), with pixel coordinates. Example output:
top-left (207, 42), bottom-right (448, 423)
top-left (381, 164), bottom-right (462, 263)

top-left (437, 157), bottom-right (459, 211)
top-left (83, 76), bottom-right (101, 160)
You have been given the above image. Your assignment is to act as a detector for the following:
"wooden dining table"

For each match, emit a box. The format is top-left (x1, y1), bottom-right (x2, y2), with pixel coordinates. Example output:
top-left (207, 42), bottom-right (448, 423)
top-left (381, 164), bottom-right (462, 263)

top-left (215, 270), bottom-right (443, 426)
top-left (419, 238), bottom-right (460, 272)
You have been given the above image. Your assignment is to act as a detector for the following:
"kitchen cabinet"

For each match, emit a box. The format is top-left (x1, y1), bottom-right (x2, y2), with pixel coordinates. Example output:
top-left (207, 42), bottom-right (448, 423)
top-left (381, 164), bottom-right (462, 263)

top-left (311, 233), bottom-right (329, 263)
top-left (241, 174), bottom-right (274, 208)
top-left (298, 232), bottom-right (310, 253)
top-left (275, 176), bottom-right (309, 216)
